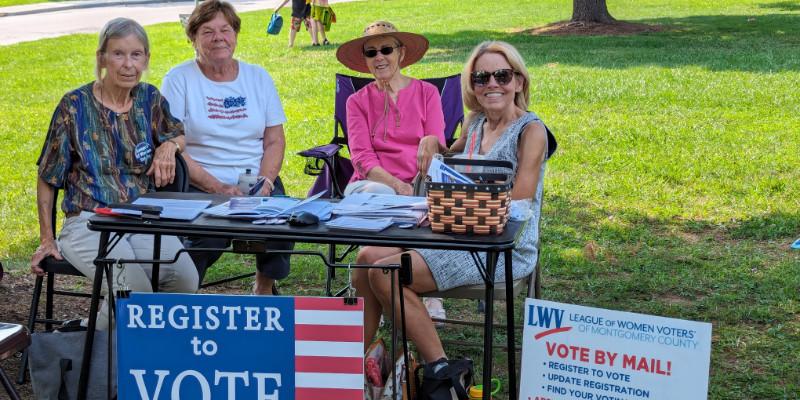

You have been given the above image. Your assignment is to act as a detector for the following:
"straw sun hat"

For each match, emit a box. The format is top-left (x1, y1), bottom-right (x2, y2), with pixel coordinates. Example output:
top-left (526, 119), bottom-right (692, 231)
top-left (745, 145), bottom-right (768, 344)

top-left (336, 21), bottom-right (429, 74)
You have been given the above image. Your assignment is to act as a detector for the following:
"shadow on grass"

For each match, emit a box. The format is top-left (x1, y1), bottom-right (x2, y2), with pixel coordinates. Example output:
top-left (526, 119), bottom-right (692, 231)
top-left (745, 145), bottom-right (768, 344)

top-left (420, 13), bottom-right (800, 72)
top-left (427, 194), bottom-right (800, 398)
top-left (759, 1), bottom-right (800, 11)
top-left (536, 194), bottom-right (800, 398)
top-left (728, 211), bottom-right (800, 240)
top-left (539, 194), bottom-right (800, 317)
top-left (3, 194), bottom-right (798, 398)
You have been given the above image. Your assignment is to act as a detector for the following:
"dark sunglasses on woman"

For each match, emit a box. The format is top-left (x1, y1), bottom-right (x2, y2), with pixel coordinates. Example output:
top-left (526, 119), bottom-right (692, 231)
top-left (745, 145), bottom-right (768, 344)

top-left (363, 45), bottom-right (402, 58)
top-left (471, 68), bottom-right (517, 87)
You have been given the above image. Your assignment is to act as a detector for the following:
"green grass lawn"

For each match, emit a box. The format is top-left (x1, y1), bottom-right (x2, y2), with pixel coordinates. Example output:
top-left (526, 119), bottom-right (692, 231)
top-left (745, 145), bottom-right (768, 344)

top-left (1, 0), bottom-right (799, 398)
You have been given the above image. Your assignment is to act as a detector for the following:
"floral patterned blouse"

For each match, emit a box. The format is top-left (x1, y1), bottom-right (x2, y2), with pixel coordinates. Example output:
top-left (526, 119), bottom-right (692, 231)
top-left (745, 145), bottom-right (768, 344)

top-left (37, 82), bottom-right (183, 215)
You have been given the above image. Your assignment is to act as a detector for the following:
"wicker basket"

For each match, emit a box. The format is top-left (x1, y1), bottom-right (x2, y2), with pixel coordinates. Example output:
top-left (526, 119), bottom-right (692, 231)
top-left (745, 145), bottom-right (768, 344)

top-left (425, 158), bottom-right (513, 235)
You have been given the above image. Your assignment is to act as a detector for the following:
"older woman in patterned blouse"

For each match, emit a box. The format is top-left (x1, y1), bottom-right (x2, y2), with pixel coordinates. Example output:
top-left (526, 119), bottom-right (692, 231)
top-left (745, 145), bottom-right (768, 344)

top-left (30, 18), bottom-right (198, 330)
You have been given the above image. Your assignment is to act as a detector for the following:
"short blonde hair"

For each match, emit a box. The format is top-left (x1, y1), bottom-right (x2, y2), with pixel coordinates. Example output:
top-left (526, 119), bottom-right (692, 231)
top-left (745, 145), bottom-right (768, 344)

top-left (461, 41), bottom-right (530, 114)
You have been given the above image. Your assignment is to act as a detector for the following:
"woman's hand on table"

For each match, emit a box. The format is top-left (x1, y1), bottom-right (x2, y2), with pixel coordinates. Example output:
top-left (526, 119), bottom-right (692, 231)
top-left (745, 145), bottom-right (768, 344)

top-left (255, 177), bottom-right (274, 197)
top-left (392, 181), bottom-right (414, 196)
top-left (214, 183), bottom-right (244, 196)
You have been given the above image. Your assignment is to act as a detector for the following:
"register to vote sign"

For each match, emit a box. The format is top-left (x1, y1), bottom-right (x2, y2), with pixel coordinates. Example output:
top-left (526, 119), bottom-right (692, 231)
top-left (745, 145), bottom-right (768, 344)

top-left (519, 299), bottom-right (712, 400)
top-left (116, 293), bottom-right (364, 400)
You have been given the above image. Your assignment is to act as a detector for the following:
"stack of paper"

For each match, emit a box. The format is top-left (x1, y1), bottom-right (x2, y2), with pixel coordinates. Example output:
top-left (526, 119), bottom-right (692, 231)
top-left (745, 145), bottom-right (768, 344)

top-left (202, 191), bottom-right (332, 221)
top-left (325, 216), bottom-right (394, 232)
top-left (427, 157), bottom-right (472, 184)
top-left (330, 193), bottom-right (427, 227)
top-left (111, 198), bottom-right (212, 220)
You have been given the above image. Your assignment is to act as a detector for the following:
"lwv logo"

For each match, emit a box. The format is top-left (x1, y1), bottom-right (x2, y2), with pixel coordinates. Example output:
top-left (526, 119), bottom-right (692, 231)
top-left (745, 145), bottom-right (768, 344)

top-left (527, 305), bottom-right (565, 329)
top-left (527, 305), bottom-right (572, 339)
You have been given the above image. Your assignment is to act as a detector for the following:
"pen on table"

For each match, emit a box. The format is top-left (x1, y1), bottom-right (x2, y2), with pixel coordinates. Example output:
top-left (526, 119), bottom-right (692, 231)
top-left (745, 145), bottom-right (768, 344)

top-left (94, 207), bottom-right (121, 216)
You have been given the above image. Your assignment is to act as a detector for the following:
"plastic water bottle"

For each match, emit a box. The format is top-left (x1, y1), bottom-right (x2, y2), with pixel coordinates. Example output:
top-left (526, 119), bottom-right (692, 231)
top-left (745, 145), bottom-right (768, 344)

top-left (237, 169), bottom-right (259, 194)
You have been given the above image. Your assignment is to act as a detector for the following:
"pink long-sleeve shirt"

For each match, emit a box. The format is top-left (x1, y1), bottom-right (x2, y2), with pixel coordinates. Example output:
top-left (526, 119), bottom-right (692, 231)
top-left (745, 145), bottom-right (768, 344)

top-left (346, 79), bottom-right (446, 184)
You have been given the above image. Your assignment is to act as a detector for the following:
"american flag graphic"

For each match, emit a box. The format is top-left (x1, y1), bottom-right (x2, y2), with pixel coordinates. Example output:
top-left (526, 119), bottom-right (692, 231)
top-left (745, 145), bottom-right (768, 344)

top-left (294, 297), bottom-right (365, 400)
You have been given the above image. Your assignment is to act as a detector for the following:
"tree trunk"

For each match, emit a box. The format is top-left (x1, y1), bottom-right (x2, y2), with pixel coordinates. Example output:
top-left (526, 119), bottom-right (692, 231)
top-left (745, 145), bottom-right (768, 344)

top-left (572, 0), bottom-right (616, 24)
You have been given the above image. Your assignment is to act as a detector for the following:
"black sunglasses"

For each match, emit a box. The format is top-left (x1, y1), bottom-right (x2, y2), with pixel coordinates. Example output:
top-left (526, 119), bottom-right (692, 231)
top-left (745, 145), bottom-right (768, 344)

top-left (471, 69), bottom-right (517, 87)
top-left (363, 45), bottom-right (402, 58)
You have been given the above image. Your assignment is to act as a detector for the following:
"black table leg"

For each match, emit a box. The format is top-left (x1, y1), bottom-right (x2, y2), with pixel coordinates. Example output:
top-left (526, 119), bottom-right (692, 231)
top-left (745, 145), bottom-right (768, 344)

top-left (399, 254), bottom-right (412, 398)
top-left (77, 231), bottom-right (109, 400)
top-left (483, 251), bottom-right (498, 400)
top-left (505, 249), bottom-right (517, 400)
top-left (151, 234), bottom-right (161, 292)
top-left (390, 268), bottom-right (397, 399)
top-left (325, 244), bottom-right (336, 297)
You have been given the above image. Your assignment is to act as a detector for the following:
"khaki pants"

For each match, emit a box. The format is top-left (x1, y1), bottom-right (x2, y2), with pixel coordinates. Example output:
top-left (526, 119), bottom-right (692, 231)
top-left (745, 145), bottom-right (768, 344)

top-left (58, 212), bottom-right (199, 330)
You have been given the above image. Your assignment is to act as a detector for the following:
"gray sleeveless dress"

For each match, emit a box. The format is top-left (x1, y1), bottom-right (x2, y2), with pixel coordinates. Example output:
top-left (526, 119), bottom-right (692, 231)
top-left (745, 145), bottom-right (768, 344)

top-left (415, 111), bottom-right (551, 291)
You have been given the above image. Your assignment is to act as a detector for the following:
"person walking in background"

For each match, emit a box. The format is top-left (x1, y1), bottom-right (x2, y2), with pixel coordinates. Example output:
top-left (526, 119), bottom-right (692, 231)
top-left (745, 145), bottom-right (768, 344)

top-left (310, 0), bottom-right (332, 46)
top-left (275, 0), bottom-right (314, 47)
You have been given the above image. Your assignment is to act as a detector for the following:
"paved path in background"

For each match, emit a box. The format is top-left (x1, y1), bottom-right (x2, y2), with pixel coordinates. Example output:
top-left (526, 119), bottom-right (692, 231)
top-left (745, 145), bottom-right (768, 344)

top-left (0, 0), bottom-right (352, 45)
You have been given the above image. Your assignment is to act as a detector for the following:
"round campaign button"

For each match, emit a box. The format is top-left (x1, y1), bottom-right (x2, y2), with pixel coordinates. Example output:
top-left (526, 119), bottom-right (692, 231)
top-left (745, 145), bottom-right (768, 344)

top-left (135, 142), bottom-right (153, 163)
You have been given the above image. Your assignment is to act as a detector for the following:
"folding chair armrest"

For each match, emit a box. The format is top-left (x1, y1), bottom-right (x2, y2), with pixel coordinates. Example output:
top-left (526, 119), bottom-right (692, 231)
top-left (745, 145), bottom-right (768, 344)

top-left (297, 143), bottom-right (342, 159)
top-left (39, 256), bottom-right (83, 277)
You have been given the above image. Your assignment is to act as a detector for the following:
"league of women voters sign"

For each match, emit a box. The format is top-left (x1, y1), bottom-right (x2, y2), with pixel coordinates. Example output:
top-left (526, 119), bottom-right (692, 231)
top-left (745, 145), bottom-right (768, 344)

top-left (115, 293), bottom-right (364, 399)
top-left (519, 299), bottom-right (712, 400)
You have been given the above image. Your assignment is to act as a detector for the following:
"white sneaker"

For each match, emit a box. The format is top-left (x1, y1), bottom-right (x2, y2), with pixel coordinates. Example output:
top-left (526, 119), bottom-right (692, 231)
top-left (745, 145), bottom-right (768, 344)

top-left (423, 297), bottom-right (446, 327)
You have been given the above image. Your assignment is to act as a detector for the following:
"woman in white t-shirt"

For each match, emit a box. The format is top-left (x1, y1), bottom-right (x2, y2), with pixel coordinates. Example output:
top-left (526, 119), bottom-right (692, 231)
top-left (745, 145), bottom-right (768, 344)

top-left (161, 0), bottom-right (293, 295)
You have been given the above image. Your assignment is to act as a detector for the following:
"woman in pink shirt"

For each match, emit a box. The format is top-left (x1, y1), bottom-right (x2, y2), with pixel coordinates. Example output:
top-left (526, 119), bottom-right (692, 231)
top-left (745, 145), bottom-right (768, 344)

top-left (335, 21), bottom-right (445, 196)
top-left (336, 21), bottom-right (449, 349)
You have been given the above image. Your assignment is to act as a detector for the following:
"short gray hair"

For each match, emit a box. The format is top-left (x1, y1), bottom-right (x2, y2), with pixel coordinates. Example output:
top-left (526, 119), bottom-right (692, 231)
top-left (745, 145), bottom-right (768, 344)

top-left (95, 18), bottom-right (150, 81)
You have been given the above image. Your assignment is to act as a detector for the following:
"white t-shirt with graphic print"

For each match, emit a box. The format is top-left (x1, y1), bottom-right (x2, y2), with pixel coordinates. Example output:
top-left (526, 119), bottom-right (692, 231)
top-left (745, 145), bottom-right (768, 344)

top-left (161, 60), bottom-right (287, 185)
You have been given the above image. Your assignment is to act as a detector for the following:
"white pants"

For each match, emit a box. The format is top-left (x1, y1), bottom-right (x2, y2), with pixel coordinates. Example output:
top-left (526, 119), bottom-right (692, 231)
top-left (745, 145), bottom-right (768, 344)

top-left (343, 180), bottom-right (396, 196)
top-left (58, 212), bottom-right (199, 330)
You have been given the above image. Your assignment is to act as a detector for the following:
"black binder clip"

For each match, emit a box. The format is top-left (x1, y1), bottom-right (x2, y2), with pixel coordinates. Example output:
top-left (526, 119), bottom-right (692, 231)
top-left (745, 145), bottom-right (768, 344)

top-left (114, 260), bottom-right (131, 298)
top-left (343, 264), bottom-right (358, 305)
top-left (344, 297), bottom-right (358, 306)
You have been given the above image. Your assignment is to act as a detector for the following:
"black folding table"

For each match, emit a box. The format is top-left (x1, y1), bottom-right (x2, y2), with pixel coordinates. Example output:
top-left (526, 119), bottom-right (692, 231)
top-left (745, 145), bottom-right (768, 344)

top-left (79, 192), bottom-right (525, 400)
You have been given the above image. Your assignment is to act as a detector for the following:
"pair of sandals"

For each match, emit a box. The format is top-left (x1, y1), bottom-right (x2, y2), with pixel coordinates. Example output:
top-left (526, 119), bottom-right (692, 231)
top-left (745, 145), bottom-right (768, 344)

top-left (312, 39), bottom-right (331, 46)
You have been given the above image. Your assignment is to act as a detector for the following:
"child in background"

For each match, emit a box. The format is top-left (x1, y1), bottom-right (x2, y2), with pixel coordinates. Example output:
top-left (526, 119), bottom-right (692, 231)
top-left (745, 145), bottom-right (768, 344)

top-left (275, 0), bottom-right (315, 47)
top-left (310, 0), bottom-right (332, 46)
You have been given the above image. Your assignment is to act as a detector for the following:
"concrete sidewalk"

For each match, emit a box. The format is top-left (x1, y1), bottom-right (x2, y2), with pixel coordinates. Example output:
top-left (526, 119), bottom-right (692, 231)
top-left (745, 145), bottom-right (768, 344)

top-left (0, 0), bottom-right (353, 45)
top-left (0, 0), bottom-right (187, 17)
